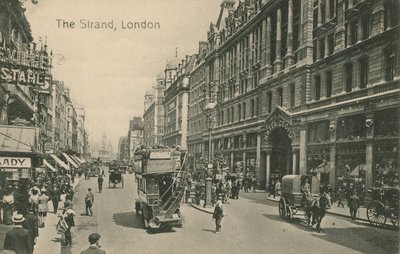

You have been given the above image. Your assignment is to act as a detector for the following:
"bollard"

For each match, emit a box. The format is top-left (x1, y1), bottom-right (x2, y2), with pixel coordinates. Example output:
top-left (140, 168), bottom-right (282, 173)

top-left (204, 177), bottom-right (212, 208)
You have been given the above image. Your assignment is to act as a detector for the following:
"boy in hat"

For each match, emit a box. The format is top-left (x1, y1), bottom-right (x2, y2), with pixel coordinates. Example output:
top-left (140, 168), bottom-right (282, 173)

top-left (81, 233), bottom-right (106, 254)
top-left (3, 214), bottom-right (32, 254)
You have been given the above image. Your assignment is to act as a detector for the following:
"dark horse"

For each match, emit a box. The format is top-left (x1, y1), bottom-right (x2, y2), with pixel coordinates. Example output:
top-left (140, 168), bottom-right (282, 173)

top-left (306, 193), bottom-right (331, 232)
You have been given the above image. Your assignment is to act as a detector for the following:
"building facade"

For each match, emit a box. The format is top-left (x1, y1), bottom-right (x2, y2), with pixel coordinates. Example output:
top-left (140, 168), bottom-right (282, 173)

top-left (128, 117), bottom-right (144, 161)
top-left (186, 0), bottom-right (399, 190)
top-left (118, 136), bottom-right (129, 162)
top-left (163, 55), bottom-right (196, 150)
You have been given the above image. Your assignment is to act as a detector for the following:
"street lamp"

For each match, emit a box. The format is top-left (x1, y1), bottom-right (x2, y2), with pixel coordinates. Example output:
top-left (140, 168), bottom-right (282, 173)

top-left (203, 85), bottom-right (216, 177)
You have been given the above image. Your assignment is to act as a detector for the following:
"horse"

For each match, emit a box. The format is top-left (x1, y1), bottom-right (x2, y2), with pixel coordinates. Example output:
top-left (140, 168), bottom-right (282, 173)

top-left (306, 193), bottom-right (331, 232)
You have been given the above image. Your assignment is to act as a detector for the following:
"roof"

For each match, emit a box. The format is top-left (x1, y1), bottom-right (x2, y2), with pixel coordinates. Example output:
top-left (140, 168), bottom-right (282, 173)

top-left (166, 57), bottom-right (179, 70)
top-left (0, 125), bottom-right (39, 153)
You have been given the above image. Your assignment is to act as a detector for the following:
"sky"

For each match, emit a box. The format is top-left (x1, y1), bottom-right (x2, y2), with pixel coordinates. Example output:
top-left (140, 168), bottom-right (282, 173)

top-left (24, 0), bottom-right (222, 151)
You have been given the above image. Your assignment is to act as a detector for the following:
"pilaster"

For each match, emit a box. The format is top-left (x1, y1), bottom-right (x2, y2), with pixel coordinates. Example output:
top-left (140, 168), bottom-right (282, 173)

top-left (274, 7), bottom-right (283, 72)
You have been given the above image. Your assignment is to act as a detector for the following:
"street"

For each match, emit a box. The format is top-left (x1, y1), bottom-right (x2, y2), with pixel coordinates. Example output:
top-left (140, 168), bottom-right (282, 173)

top-left (60, 166), bottom-right (398, 254)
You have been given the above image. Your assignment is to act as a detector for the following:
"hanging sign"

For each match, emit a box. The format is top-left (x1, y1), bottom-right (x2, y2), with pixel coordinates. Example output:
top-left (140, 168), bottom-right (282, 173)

top-left (0, 157), bottom-right (31, 168)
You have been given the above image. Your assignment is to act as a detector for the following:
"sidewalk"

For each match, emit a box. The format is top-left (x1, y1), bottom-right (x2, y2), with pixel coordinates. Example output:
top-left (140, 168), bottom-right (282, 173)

top-left (33, 175), bottom-right (84, 254)
top-left (190, 192), bottom-right (368, 222)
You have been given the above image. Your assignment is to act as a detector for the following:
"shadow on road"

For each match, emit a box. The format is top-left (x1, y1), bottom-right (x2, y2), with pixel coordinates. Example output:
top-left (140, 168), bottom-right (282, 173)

top-left (262, 213), bottom-right (282, 222)
top-left (112, 212), bottom-right (143, 229)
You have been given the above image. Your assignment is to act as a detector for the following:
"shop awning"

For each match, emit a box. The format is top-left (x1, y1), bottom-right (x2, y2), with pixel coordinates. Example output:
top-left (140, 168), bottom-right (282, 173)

top-left (62, 153), bottom-right (78, 168)
top-left (0, 125), bottom-right (40, 153)
top-left (69, 155), bottom-right (81, 165)
top-left (74, 156), bottom-right (85, 164)
top-left (350, 164), bottom-right (366, 176)
top-left (43, 159), bottom-right (57, 172)
top-left (50, 154), bottom-right (70, 171)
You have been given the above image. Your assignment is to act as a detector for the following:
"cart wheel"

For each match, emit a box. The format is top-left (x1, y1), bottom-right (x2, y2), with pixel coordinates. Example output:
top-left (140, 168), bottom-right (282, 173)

top-left (367, 201), bottom-right (387, 227)
top-left (286, 206), bottom-right (293, 222)
top-left (279, 198), bottom-right (287, 220)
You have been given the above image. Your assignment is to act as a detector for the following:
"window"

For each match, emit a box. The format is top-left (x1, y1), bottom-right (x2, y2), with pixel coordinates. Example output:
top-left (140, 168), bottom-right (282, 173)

top-left (361, 15), bottom-right (370, 40)
top-left (267, 91), bottom-right (272, 113)
top-left (243, 102), bottom-right (246, 119)
top-left (321, 3), bottom-right (326, 23)
top-left (315, 75), bottom-right (321, 101)
top-left (227, 108), bottom-right (230, 123)
top-left (319, 38), bottom-right (325, 59)
top-left (278, 88), bottom-right (283, 106)
top-left (326, 70), bottom-right (332, 98)
top-left (251, 99), bottom-right (255, 117)
top-left (350, 21), bottom-right (358, 45)
top-left (313, 5), bottom-right (319, 29)
top-left (290, 83), bottom-right (295, 107)
top-left (384, 48), bottom-right (396, 81)
top-left (231, 106), bottom-right (234, 122)
top-left (359, 57), bottom-right (368, 88)
top-left (345, 63), bottom-right (353, 92)
top-left (328, 33), bottom-right (335, 55)
top-left (253, 72), bottom-right (259, 88)
top-left (238, 104), bottom-right (242, 120)
top-left (329, 0), bottom-right (335, 19)
top-left (313, 39), bottom-right (318, 62)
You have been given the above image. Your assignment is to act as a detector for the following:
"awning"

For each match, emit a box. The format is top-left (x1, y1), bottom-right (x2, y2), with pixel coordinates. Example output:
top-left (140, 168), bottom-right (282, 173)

top-left (312, 161), bottom-right (329, 174)
top-left (62, 153), bottom-right (78, 168)
top-left (50, 154), bottom-right (70, 171)
top-left (350, 164), bottom-right (366, 176)
top-left (72, 155), bottom-right (83, 164)
top-left (69, 155), bottom-right (81, 165)
top-left (0, 125), bottom-right (40, 153)
top-left (43, 159), bottom-right (57, 172)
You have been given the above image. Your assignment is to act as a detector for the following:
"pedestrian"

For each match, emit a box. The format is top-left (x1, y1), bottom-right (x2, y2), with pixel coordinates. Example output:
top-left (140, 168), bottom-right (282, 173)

top-left (268, 180), bottom-right (276, 198)
top-left (66, 186), bottom-right (75, 201)
top-left (28, 188), bottom-right (39, 216)
top-left (60, 201), bottom-right (75, 247)
top-left (212, 200), bottom-right (224, 233)
top-left (21, 209), bottom-right (39, 252)
top-left (3, 214), bottom-right (32, 254)
top-left (275, 180), bottom-right (281, 196)
top-left (2, 188), bottom-right (14, 225)
top-left (252, 176), bottom-right (257, 192)
top-left (51, 186), bottom-right (61, 213)
top-left (336, 187), bottom-right (345, 208)
top-left (85, 188), bottom-right (95, 216)
top-left (37, 188), bottom-right (49, 228)
top-left (348, 191), bottom-right (360, 220)
top-left (98, 175), bottom-right (104, 193)
top-left (81, 233), bottom-right (106, 254)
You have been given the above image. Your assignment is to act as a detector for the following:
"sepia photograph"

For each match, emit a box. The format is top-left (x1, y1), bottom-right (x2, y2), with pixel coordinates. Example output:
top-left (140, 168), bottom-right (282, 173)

top-left (0, 0), bottom-right (399, 253)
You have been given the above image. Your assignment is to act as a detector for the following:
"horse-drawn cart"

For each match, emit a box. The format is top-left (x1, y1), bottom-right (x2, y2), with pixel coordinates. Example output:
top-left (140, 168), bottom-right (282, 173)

top-left (109, 169), bottom-right (124, 188)
top-left (279, 175), bottom-right (320, 222)
top-left (366, 186), bottom-right (399, 227)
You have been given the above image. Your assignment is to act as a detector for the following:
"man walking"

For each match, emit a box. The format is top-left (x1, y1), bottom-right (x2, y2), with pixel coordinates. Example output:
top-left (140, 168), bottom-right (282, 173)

top-left (22, 209), bottom-right (39, 252)
top-left (85, 188), bottom-right (94, 216)
top-left (348, 191), bottom-right (360, 220)
top-left (81, 233), bottom-right (106, 254)
top-left (3, 214), bottom-right (32, 254)
top-left (51, 186), bottom-right (61, 213)
top-left (268, 180), bottom-right (276, 198)
top-left (98, 175), bottom-right (104, 193)
top-left (60, 201), bottom-right (75, 247)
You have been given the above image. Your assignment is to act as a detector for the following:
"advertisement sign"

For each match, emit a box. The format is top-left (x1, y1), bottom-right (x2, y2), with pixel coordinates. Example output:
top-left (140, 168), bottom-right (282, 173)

top-left (0, 64), bottom-right (51, 91)
top-left (0, 157), bottom-right (31, 168)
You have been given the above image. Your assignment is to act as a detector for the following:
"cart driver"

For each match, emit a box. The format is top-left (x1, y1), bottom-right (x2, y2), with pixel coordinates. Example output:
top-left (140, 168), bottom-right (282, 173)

top-left (301, 178), bottom-right (313, 205)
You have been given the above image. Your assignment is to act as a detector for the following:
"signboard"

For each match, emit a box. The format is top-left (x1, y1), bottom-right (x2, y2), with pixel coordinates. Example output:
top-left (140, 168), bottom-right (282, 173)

top-left (0, 157), bottom-right (31, 168)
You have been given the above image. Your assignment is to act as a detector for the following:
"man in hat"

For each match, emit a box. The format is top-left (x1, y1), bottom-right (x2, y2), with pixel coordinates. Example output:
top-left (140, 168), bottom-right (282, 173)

top-left (85, 188), bottom-right (94, 216)
top-left (21, 209), bottom-right (39, 251)
top-left (60, 200), bottom-right (75, 247)
top-left (81, 233), bottom-right (106, 254)
top-left (3, 214), bottom-right (32, 254)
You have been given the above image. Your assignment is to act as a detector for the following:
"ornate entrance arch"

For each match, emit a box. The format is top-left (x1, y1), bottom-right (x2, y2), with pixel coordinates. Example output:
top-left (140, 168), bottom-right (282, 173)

top-left (261, 107), bottom-right (300, 188)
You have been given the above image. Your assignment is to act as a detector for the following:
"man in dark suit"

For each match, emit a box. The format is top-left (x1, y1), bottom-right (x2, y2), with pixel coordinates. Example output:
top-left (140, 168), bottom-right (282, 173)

top-left (21, 210), bottom-right (39, 251)
top-left (81, 233), bottom-right (106, 254)
top-left (3, 214), bottom-right (32, 254)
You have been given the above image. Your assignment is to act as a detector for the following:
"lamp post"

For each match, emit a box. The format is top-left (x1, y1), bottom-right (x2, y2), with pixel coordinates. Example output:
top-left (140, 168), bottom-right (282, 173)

top-left (203, 86), bottom-right (215, 177)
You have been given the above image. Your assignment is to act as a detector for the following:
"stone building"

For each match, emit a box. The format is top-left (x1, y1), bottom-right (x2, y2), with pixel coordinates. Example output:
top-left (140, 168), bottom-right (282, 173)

top-left (163, 55), bottom-right (196, 150)
top-left (189, 0), bottom-right (399, 190)
top-left (128, 117), bottom-right (144, 160)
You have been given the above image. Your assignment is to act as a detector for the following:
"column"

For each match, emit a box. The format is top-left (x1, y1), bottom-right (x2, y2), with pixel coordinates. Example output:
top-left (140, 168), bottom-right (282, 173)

top-left (285, 0), bottom-right (295, 67)
top-left (243, 151), bottom-right (246, 174)
top-left (365, 143), bottom-right (373, 189)
top-left (357, 18), bottom-right (362, 43)
top-left (265, 150), bottom-right (271, 190)
top-left (274, 7), bottom-right (283, 72)
top-left (292, 150), bottom-right (297, 175)
top-left (230, 152), bottom-right (234, 169)
top-left (324, 35), bottom-right (329, 58)
top-left (299, 0), bottom-right (304, 47)
top-left (211, 140), bottom-right (215, 159)
top-left (329, 145), bottom-right (336, 189)
top-left (256, 134), bottom-right (262, 188)
top-left (261, 18), bottom-right (267, 78)
top-left (266, 16), bottom-right (273, 76)
top-left (299, 125), bottom-right (307, 175)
